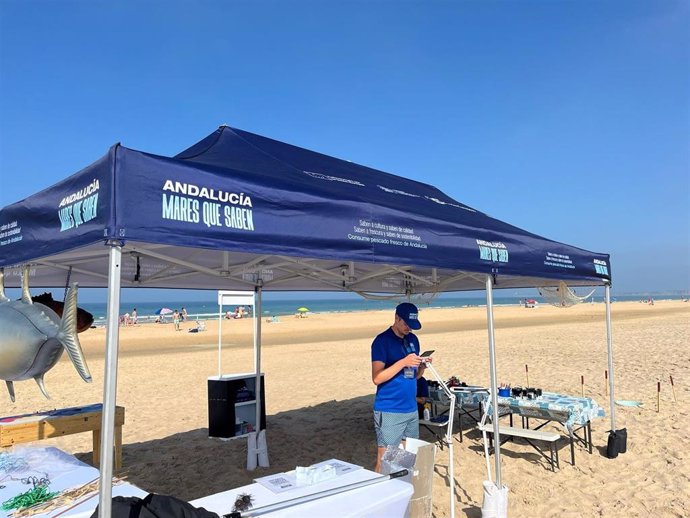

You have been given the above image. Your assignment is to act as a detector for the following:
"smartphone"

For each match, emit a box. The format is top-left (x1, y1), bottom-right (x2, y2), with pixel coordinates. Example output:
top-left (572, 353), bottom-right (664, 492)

top-left (419, 350), bottom-right (434, 358)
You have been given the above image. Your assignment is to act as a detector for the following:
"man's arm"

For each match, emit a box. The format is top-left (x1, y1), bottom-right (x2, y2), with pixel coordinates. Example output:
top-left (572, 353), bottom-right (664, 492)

top-left (372, 354), bottom-right (422, 385)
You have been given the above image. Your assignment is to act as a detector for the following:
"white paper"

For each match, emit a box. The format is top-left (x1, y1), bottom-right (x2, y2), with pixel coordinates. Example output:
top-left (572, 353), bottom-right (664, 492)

top-left (254, 472), bottom-right (298, 493)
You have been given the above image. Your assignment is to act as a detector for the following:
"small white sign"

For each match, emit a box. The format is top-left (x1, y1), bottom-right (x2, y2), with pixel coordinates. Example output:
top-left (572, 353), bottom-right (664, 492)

top-left (254, 472), bottom-right (298, 493)
top-left (217, 290), bottom-right (254, 306)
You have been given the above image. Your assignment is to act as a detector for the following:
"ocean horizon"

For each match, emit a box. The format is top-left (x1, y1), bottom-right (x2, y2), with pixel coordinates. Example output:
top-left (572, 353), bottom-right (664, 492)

top-left (80, 293), bottom-right (687, 322)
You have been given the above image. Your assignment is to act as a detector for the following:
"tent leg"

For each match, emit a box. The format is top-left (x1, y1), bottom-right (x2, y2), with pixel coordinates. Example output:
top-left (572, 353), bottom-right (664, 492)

top-left (218, 297), bottom-right (223, 378)
top-left (421, 360), bottom-right (456, 518)
top-left (485, 274), bottom-right (502, 488)
top-left (448, 432), bottom-right (455, 518)
top-left (605, 284), bottom-right (616, 431)
top-left (97, 242), bottom-right (122, 518)
top-left (254, 281), bottom-right (263, 433)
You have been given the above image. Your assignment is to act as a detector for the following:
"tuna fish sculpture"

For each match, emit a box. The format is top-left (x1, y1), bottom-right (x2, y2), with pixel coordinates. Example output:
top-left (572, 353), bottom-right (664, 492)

top-left (0, 267), bottom-right (92, 402)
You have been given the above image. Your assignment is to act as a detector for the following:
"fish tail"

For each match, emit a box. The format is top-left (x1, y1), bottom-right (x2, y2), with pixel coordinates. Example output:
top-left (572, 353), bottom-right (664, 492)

top-left (58, 283), bottom-right (92, 382)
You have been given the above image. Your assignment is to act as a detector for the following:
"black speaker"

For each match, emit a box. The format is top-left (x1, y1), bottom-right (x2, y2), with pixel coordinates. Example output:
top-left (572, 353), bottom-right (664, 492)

top-left (208, 378), bottom-right (241, 438)
top-left (208, 376), bottom-right (266, 438)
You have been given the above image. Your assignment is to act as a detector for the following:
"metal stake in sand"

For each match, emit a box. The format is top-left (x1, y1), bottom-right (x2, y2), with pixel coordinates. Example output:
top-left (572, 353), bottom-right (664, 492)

top-left (525, 364), bottom-right (529, 387)
top-left (580, 375), bottom-right (585, 397)
top-left (670, 375), bottom-right (677, 402)
top-left (657, 381), bottom-right (661, 413)
top-left (605, 370), bottom-right (608, 396)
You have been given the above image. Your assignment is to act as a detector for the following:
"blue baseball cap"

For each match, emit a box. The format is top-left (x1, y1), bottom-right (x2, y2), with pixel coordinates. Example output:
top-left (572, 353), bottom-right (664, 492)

top-left (396, 302), bottom-right (422, 330)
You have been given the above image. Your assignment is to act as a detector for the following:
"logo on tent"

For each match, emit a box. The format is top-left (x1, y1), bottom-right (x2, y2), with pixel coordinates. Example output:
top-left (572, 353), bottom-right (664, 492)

top-left (303, 171), bottom-right (365, 187)
top-left (593, 259), bottom-right (609, 276)
top-left (58, 179), bottom-right (100, 232)
top-left (476, 239), bottom-right (509, 263)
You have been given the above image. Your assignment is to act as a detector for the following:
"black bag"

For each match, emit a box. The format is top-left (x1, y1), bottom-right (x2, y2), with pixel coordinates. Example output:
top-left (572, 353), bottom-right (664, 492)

top-left (606, 428), bottom-right (628, 458)
top-left (606, 430), bottom-right (619, 458)
top-left (617, 428), bottom-right (628, 453)
top-left (91, 494), bottom-right (219, 518)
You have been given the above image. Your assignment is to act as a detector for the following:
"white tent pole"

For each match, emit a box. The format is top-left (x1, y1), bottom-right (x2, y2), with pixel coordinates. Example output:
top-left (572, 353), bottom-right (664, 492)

top-left (485, 274), bottom-right (503, 488)
top-left (254, 281), bottom-right (263, 432)
top-left (421, 360), bottom-right (456, 518)
top-left (605, 284), bottom-right (616, 431)
top-left (97, 243), bottom-right (122, 518)
top-left (218, 298), bottom-right (223, 378)
top-left (448, 397), bottom-right (455, 518)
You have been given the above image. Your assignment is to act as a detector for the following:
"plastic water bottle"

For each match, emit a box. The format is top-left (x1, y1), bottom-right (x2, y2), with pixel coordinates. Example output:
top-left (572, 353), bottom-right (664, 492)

top-left (423, 403), bottom-right (431, 421)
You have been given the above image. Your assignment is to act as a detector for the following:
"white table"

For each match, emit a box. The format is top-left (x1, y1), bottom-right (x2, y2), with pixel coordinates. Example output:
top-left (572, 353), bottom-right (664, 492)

top-left (0, 447), bottom-right (146, 518)
top-left (191, 462), bottom-right (413, 518)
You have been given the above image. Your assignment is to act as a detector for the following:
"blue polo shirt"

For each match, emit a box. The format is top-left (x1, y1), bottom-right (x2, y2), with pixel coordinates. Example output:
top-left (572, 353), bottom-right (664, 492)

top-left (371, 327), bottom-right (420, 413)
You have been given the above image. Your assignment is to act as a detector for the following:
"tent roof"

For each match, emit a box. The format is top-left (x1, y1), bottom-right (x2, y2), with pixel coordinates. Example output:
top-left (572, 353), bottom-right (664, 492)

top-left (0, 126), bottom-right (611, 293)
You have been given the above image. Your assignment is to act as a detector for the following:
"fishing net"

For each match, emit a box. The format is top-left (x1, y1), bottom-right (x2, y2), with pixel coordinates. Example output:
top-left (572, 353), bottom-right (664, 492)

top-left (410, 291), bottom-right (440, 306)
top-left (538, 281), bottom-right (595, 308)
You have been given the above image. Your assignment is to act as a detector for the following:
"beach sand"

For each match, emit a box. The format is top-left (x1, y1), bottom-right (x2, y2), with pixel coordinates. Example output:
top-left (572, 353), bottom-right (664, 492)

top-left (2, 300), bottom-right (689, 517)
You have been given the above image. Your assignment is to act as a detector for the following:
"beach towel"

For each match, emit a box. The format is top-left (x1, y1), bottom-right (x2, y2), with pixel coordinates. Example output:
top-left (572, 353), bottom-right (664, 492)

top-left (615, 400), bottom-right (643, 407)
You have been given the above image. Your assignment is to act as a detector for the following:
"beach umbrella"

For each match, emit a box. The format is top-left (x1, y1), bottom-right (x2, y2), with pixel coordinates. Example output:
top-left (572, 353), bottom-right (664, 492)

top-left (155, 307), bottom-right (173, 315)
top-left (297, 307), bottom-right (309, 313)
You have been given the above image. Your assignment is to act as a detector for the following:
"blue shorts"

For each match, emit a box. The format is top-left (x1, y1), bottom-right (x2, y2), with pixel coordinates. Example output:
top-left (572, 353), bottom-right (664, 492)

top-left (373, 410), bottom-right (419, 447)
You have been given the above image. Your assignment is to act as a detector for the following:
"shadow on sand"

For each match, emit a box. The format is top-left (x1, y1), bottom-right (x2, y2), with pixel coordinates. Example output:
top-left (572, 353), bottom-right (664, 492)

top-left (75, 395), bottom-right (480, 517)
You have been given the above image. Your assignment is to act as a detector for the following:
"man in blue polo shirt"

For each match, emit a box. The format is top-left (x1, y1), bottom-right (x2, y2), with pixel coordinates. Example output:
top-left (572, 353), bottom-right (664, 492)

top-left (371, 302), bottom-right (428, 472)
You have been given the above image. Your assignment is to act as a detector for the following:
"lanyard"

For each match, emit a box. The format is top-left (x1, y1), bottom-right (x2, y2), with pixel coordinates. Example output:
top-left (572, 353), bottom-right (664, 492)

top-left (402, 337), bottom-right (415, 355)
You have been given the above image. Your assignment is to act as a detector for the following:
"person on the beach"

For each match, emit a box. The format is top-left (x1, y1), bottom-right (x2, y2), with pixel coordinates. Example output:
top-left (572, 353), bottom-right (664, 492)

top-left (131, 308), bottom-right (137, 325)
top-left (371, 302), bottom-right (427, 472)
top-left (181, 307), bottom-right (188, 321)
top-left (173, 310), bottom-right (180, 331)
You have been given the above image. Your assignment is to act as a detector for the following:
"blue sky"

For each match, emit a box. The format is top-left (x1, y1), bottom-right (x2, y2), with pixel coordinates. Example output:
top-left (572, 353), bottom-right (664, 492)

top-left (0, 0), bottom-right (688, 302)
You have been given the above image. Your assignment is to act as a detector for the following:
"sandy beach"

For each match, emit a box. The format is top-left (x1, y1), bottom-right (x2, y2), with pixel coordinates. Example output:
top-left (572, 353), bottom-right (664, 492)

top-left (2, 300), bottom-right (689, 517)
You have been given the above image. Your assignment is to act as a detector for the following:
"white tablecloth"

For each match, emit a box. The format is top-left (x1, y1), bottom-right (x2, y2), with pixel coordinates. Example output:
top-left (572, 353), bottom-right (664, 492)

top-left (0, 447), bottom-right (147, 518)
top-left (190, 462), bottom-right (413, 518)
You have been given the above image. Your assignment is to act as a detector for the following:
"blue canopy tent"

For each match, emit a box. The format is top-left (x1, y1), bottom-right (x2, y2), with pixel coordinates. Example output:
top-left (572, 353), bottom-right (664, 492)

top-left (0, 126), bottom-right (615, 517)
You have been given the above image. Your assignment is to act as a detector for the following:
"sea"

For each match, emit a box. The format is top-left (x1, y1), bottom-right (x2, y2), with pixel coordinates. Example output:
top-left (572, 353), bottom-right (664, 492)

top-left (81, 294), bottom-right (687, 324)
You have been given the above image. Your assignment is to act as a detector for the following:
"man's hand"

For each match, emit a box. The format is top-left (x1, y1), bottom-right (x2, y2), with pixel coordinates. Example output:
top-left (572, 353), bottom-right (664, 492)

top-left (401, 353), bottom-right (422, 368)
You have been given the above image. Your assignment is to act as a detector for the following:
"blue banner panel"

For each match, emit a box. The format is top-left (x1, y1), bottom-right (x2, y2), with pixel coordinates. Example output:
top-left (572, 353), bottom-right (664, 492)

top-left (0, 150), bottom-right (115, 267)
